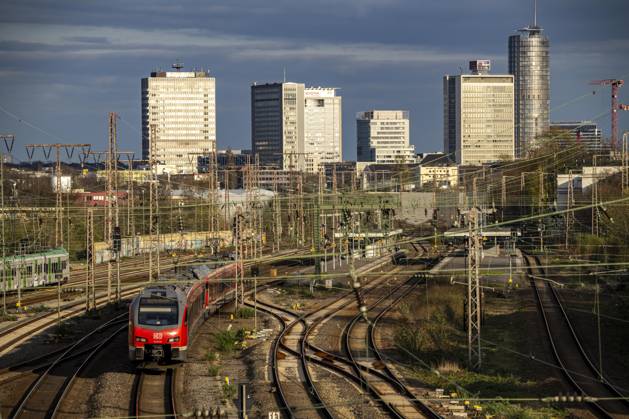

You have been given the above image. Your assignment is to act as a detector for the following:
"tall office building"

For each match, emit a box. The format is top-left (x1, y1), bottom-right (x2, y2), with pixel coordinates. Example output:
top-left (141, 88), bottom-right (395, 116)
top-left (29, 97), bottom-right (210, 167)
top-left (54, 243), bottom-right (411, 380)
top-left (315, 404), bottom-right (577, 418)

top-left (550, 121), bottom-right (603, 152)
top-left (142, 68), bottom-right (216, 174)
top-left (443, 60), bottom-right (515, 166)
top-left (304, 87), bottom-right (342, 173)
top-left (509, 11), bottom-right (550, 157)
top-left (251, 82), bottom-right (305, 171)
top-left (357, 110), bottom-right (415, 164)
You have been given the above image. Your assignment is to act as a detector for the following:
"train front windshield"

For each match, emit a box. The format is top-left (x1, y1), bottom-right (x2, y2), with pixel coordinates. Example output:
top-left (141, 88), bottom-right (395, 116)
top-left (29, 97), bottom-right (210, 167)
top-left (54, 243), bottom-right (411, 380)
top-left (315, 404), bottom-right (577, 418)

top-left (138, 297), bottom-right (178, 326)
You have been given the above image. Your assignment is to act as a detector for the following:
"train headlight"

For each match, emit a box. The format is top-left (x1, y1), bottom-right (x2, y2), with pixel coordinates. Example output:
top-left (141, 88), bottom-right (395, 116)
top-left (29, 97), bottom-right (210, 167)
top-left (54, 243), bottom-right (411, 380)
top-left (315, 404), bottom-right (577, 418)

top-left (135, 336), bottom-right (147, 342)
top-left (168, 336), bottom-right (180, 343)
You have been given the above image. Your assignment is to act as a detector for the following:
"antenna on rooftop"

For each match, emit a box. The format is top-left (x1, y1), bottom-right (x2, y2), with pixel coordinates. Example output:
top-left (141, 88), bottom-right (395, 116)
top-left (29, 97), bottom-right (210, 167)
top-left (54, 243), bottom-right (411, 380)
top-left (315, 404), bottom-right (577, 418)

top-left (172, 59), bottom-right (184, 71)
top-left (533, 0), bottom-right (537, 27)
top-left (283, 66), bottom-right (286, 83)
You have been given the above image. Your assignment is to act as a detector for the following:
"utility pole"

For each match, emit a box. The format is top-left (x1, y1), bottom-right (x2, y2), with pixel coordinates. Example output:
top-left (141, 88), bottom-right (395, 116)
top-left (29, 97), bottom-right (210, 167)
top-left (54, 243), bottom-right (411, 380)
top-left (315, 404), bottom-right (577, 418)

top-left (0, 134), bottom-right (15, 316)
top-left (297, 173), bottom-right (305, 246)
top-left (467, 207), bottom-right (482, 369)
top-left (208, 151), bottom-right (219, 255)
top-left (85, 208), bottom-right (95, 312)
top-left (622, 132), bottom-right (628, 194)
top-left (25, 143), bottom-right (91, 248)
top-left (148, 125), bottom-right (160, 280)
top-left (592, 156), bottom-right (600, 237)
top-left (565, 171), bottom-right (575, 250)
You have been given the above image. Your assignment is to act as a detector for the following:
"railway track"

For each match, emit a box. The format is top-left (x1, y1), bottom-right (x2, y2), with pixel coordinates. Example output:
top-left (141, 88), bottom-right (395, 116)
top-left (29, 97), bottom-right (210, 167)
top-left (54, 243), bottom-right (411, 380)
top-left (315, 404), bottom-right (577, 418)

top-left (0, 248), bottom-right (302, 357)
top-left (9, 314), bottom-right (127, 419)
top-left (525, 254), bottom-right (629, 418)
top-left (348, 273), bottom-right (443, 419)
top-left (250, 256), bottom-right (444, 419)
top-left (0, 284), bottom-right (143, 356)
top-left (5, 252), bottom-right (198, 309)
top-left (132, 367), bottom-right (178, 418)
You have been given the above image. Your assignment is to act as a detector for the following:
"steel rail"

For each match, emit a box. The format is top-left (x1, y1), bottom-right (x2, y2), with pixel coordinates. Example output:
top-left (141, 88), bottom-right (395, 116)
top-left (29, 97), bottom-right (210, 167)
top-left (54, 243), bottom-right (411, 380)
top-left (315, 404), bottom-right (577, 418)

top-left (525, 254), bottom-right (629, 418)
top-left (49, 324), bottom-right (127, 418)
top-left (10, 313), bottom-right (128, 418)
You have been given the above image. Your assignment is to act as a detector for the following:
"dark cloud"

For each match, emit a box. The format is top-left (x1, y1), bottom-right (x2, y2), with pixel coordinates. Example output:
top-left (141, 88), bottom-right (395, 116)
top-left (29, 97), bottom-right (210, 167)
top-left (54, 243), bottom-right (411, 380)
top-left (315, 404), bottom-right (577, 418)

top-left (0, 0), bottom-right (628, 160)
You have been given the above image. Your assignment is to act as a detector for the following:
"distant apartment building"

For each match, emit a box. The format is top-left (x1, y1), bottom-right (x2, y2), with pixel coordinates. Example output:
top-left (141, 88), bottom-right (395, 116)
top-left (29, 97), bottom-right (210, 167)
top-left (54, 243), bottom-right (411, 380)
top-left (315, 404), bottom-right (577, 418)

top-left (251, 82), bottom-right (305, 171)
top-left (304, 88), bottom-right (342, 172)
top-left (443, 60), bottom-right (515, 166)
top-left (417, 153), bottom-right (458, 188)
top-left (141, 68), bottom-right (216, 174)
top-left (550, 121), bottom-right (602, 151)
top-left (356, 110), bottom-right (415, 164)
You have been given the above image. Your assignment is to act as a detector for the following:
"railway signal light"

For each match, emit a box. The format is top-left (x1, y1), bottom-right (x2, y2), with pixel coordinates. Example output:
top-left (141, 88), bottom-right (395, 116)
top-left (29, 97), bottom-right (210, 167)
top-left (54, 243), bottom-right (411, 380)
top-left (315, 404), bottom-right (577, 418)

top-left (113, 226), bottom-right (122, 252)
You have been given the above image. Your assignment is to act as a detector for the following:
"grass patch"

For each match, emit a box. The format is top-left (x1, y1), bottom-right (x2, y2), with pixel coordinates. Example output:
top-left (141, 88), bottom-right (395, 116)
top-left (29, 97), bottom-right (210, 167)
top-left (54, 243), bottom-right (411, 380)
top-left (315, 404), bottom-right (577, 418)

top-left (52, 321), bottom-right (73, 339)
top-left (207, 364), bottom-right (221, 377)
top-left (0, 312), bottom-right (17, 322)
top-left (206, 351), bottom-right (219, 362)
top-left (29, 304), bottom-right (51, 313)
top-left (484, 400), bottom-right (566, 418)
top-left (213, 328), bottom-right (246, 353)
top-left (235, 307), bottom-right (255, 319)
top-left (407, 367), bottom-right (540, 398)
top-left (222, 383), bottom-right (237, 400)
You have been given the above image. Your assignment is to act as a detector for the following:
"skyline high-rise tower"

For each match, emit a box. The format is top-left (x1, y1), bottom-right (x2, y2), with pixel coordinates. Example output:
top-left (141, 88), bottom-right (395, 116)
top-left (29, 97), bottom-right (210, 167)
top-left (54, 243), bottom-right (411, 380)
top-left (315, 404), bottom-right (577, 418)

top-left (356, 110), bottom-right (415, 164)
top-left (508, 4), bottom-right (550, 157)
top-left (251, 82), bottom-right (305, 171)
top-left (304, 87), bottom-right (342, 173)
top-left (141, 68), bottom-right (216, 174)
top-left (444, 60), bottom-right (515, 166)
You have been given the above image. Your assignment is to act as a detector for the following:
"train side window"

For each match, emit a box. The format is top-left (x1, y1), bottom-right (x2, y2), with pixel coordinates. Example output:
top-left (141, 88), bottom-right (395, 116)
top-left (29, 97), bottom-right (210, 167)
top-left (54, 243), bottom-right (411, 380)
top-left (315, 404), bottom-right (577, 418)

top-left (183, 308), bottom-right (188, 326)
top-left (62, 261), bottom-right (67, 270)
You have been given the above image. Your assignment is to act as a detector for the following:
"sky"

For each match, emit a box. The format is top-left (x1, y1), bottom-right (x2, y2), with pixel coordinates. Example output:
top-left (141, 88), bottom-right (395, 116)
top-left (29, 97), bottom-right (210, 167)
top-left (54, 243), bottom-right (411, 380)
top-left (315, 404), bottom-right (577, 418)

top-left (0, 0), bottom-right (628, 162)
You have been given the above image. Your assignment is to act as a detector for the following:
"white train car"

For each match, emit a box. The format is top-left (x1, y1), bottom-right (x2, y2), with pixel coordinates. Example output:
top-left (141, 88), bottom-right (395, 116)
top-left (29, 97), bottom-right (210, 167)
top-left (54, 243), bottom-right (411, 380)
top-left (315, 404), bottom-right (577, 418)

top-left (1, 248), bottom-right (69, 291)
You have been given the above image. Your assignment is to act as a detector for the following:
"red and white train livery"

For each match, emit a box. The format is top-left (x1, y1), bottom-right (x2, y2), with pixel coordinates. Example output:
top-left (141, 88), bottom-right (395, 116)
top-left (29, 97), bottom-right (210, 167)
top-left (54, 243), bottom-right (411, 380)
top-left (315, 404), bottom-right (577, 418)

top-left (128, 263), bottom-right (237, 362)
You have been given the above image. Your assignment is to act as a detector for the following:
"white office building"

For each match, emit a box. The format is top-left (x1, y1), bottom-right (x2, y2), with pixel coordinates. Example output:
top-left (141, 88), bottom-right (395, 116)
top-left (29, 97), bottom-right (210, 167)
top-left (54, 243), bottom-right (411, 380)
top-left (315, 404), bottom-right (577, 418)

top-left (304, 87), bottom-right (342, 172)
top-left (142, 69), bottom-right (216, 174)
top-left (356, 110), bottom-right (415, 164)
top-left (444, 60), bottom-right (515, 165)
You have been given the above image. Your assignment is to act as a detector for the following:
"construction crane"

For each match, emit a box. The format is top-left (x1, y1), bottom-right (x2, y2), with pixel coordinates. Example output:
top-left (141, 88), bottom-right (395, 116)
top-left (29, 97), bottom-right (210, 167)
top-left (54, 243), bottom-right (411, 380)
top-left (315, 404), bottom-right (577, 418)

top-left (590, 79), bottom-right (628, 152)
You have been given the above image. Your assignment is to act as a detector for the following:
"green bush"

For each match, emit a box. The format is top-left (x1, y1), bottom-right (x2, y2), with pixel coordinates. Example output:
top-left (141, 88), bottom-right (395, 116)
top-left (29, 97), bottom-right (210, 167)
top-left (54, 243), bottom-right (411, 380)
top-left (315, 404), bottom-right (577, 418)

top-left (236, 307), bottom-right (255, 319)
top-left (208, 364), bottom-right (221, 377)
top-left (484, 400), bottom-right (566, 418)
top-left (222, 383), bottom-right (237, 400)
top-left (206, 351), bottom-right (219, 362)
top-left (213, 330), bottom-right (238, 353)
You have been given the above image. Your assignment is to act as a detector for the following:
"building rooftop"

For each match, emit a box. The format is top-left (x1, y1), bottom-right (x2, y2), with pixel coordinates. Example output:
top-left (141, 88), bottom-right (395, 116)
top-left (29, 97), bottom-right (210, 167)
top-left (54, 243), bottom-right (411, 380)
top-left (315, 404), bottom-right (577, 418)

top-left (419, 153), bottom-right (455, 167)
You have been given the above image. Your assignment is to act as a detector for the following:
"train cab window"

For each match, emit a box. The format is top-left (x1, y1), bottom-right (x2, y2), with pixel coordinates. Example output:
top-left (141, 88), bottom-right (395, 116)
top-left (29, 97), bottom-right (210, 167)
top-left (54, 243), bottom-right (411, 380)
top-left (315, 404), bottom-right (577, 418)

top-left (138, 297), bottom-right (179, 326)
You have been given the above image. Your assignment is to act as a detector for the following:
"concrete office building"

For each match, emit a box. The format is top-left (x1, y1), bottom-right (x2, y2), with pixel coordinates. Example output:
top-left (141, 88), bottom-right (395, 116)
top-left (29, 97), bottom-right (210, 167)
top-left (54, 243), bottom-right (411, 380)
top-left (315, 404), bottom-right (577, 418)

top-left (251, 82), bottom-right (304, 171)
top-left (357, 110), bottom-right (415, 164)
top-left (509, 14), bottom-right (550, 157)
top-left (443, 60), bottom-right (515, 166)
top-left (550, 121), bottom-right (603, 152)
top-left (142, 68), bottom-right (216, 174)
top-left (304, 87), bottom-right (342, 172)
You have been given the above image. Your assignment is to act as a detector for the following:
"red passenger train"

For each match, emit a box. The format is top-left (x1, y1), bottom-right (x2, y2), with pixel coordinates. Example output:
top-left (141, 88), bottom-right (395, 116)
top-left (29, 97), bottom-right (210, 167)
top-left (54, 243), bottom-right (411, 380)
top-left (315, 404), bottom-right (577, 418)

top-left (128, 263), bottom-right (237, 362)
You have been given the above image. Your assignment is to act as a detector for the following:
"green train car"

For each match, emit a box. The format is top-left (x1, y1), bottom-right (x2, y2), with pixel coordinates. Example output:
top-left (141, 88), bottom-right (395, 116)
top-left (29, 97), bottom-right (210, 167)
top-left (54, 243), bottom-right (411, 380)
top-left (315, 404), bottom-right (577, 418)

top-left (1, 248), bottom-right (69, 291)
